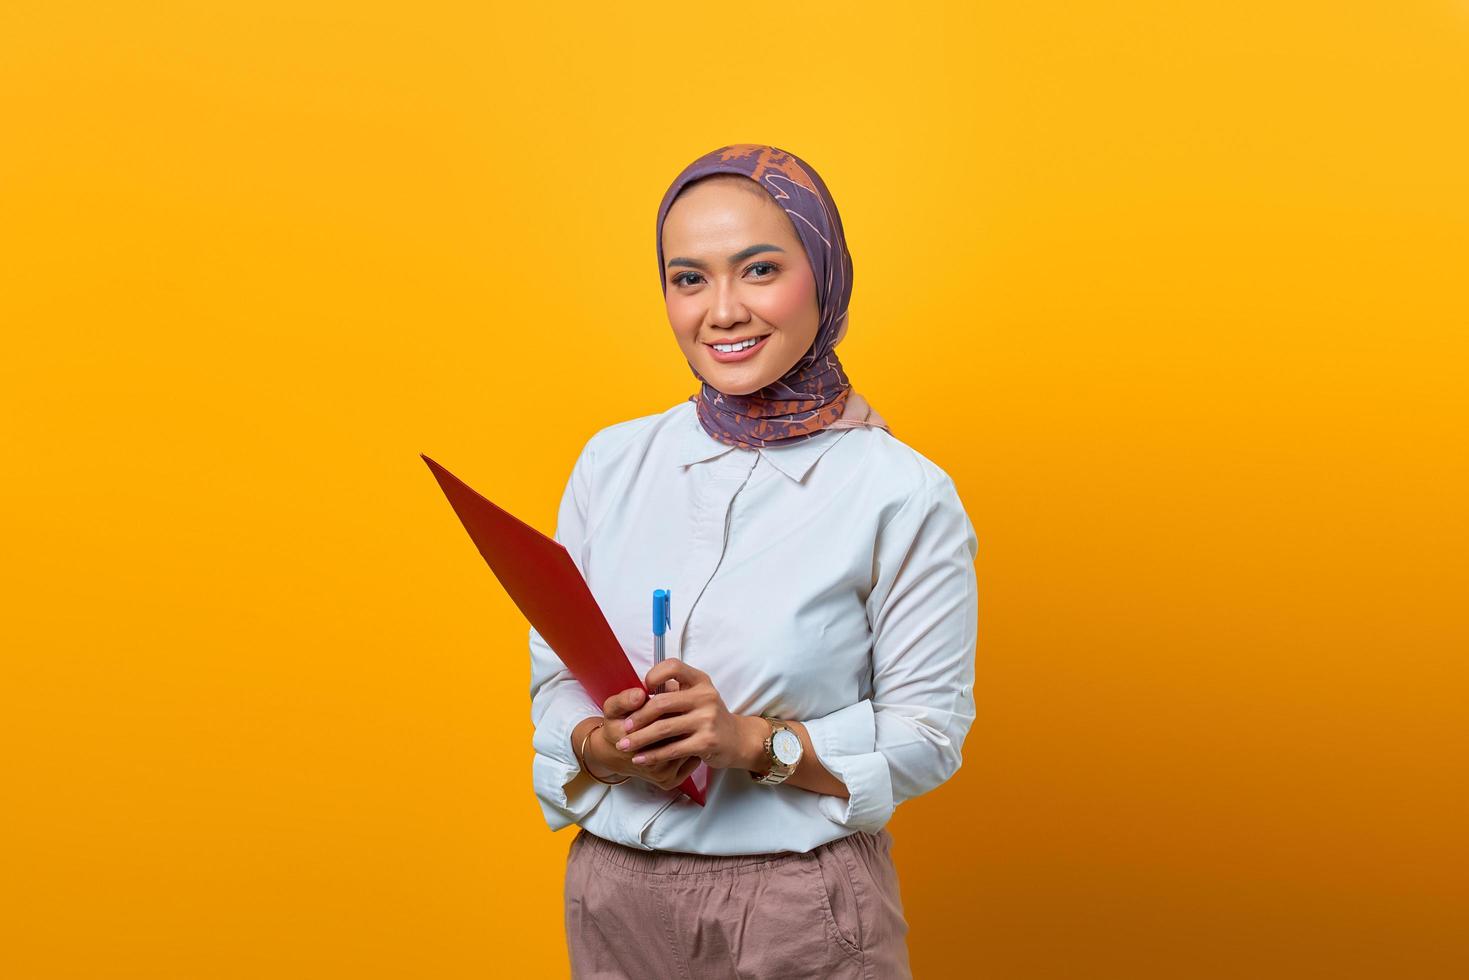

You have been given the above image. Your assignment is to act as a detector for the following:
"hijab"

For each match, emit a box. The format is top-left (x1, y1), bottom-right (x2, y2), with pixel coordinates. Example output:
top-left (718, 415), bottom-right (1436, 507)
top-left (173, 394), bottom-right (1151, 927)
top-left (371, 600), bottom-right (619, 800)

top-left (654, 144), bottom-right (890, 449)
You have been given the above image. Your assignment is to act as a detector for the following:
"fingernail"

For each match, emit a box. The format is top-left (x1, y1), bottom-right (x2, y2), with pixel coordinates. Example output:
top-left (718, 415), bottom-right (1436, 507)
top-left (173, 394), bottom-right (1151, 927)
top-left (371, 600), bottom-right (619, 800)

top-left (632, 755), bottom-right (646, 764)
top-left (624, 718), bottom-right (636, 732)
top-left (617, 738), bottom-right (631, 750)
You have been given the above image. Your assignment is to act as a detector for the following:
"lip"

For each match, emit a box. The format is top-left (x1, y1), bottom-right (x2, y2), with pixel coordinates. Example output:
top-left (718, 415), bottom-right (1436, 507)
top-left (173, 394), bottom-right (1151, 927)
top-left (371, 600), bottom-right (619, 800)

top-left (705, 334), bottom-right (772, 363)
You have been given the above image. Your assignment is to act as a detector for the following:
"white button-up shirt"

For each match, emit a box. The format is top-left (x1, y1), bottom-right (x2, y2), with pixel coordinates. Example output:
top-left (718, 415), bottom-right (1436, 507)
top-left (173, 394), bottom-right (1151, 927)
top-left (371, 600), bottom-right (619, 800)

top-left (528, 398), bottom-right (979, 855)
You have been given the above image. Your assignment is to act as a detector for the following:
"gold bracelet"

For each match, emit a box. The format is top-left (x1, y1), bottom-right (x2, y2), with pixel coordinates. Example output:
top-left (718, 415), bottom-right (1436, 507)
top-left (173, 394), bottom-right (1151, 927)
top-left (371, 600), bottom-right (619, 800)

top-left (576, 721), bottom-right (630, 785)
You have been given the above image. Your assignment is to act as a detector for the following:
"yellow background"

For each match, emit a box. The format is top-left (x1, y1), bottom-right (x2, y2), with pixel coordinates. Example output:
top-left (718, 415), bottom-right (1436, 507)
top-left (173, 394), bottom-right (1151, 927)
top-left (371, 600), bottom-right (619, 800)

top-left (3, 2), bottom-right (1466, 977)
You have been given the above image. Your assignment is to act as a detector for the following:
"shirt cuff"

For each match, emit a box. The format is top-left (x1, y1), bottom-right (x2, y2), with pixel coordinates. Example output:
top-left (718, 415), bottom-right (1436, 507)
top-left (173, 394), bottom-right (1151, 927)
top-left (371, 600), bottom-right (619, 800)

top-left (531, 688), bottom-right (610, 832)
top-left (801, 699), bottom-right (896, 833)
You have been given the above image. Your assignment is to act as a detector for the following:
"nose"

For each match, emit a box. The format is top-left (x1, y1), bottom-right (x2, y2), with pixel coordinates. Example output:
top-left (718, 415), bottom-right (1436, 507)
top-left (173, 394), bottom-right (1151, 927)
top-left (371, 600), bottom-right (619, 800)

top-left (706, 277), bottom-right (750, 330)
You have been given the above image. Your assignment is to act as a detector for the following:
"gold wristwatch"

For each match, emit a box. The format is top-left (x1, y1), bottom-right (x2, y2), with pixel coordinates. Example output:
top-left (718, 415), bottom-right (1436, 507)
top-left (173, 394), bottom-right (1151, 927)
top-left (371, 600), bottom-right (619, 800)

top-left (750, 717), bottom-right (803, 785)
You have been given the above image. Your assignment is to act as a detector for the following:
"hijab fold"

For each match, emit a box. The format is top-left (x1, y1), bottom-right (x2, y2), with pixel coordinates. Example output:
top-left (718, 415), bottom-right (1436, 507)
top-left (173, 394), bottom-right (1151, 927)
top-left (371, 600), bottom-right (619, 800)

top-left (655, 144), bottom-right (890, 449)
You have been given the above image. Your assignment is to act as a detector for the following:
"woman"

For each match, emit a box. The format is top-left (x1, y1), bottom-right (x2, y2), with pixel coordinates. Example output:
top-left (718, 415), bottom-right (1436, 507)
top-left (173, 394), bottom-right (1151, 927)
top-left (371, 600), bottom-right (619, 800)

top-left (528, 144), bottom-right (979, 979)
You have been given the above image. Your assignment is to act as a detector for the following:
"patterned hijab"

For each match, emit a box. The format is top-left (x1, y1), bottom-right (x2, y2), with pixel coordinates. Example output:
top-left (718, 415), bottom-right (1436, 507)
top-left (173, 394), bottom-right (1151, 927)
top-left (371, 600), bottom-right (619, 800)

top-left (655, 144), bottom-right (889, 449)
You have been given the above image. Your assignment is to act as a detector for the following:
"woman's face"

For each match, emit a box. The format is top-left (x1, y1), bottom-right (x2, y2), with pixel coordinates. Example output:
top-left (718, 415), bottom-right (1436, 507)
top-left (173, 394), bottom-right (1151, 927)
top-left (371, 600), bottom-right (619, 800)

top-left (661, 178), bottom-right (821, 396)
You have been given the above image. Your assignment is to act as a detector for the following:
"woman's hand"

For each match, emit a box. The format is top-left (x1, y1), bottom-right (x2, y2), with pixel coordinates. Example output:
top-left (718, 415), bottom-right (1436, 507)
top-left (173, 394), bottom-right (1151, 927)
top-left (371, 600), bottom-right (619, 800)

top-left (615, 660), bottom-right (763, 771)
top-left (583, 687), bottom-right (703, 791)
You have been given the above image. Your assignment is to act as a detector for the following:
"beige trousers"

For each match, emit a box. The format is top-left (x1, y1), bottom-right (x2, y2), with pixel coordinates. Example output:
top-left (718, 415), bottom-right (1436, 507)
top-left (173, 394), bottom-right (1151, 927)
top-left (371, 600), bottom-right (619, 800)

top-left (563, 826), bottom-right (912, 979)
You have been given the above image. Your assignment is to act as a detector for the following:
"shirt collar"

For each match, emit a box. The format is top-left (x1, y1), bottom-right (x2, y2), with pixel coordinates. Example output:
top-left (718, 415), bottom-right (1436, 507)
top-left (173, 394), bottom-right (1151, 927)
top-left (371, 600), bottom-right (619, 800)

top-left (674, 402), bottom-right (850, 483)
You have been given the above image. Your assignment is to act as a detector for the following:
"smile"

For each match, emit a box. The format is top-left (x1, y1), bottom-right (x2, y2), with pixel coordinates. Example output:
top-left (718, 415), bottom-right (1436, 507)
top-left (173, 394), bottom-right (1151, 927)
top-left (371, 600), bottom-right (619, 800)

top-left (706, 334), bottom-right (771, 363)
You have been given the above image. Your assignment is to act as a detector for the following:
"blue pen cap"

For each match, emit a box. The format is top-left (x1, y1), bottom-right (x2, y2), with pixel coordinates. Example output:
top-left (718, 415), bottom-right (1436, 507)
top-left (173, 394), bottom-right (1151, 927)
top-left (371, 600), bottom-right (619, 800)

top-left (652, 589), bottom-right (670, 635)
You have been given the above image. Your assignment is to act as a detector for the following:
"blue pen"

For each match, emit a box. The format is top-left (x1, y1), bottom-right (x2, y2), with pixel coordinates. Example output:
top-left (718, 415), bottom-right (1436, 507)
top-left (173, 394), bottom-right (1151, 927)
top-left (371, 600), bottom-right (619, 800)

top-left (651, 589), bottom-right (671, 694)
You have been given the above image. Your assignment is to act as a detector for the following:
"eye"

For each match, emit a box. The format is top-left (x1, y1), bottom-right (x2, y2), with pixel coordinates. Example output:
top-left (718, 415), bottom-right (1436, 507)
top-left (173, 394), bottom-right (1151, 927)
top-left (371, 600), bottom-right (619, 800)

top-left (669, 262), bottom-right (779, 289)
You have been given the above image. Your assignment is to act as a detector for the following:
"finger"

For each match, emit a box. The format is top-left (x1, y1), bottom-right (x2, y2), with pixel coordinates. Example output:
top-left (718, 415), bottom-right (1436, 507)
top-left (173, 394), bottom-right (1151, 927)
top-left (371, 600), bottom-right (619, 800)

top-left (653, 762), bottom-right (690, 790)
top-left (631, 733), bottom-right (703, 767)
top-left (651, 755), bottom-right (700, 791)
top-left (644, 658), bottom-right (703, 694)
top-left (618, 714), bottom-right (697, 755)
top-left (602, 687), bottom-right (646, 719)
top-left (650, 755), bottom-right (692, 781)
top-left (622, 689), bottom-right (698, 734)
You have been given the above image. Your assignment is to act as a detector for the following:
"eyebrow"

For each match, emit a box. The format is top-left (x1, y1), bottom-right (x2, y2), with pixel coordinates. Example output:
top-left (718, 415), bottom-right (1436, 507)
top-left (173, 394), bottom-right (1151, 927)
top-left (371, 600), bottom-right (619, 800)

top-left (666, 243), bottom-right (786, 271)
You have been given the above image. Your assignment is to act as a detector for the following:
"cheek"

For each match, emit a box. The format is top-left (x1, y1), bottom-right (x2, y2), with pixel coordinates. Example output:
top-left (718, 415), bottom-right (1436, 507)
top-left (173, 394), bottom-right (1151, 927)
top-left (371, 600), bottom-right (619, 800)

top-left (665, 295), bottom-right (700, 342)
top-left (759, 273), bottom-right (817, 328)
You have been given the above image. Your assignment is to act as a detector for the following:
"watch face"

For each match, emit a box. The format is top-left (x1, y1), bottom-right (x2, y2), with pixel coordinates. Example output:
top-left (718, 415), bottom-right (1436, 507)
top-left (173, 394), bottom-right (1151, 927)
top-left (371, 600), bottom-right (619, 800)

top-left (772, 728), bottom-right (802, 766)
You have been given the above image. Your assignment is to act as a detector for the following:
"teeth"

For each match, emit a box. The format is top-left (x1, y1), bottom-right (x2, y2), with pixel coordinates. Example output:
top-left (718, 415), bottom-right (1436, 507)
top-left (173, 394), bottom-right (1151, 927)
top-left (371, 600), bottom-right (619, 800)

top-left (713, 337), bottom-right (762, 353)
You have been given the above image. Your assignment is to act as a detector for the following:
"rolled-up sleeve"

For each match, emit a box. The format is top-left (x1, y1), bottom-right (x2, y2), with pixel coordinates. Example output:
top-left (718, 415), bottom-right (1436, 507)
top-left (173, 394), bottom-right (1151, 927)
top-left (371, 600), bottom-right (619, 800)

top-left (802, 474), bottom-right (980, 832)
top-left (528, 437), bottom-right (612, 831)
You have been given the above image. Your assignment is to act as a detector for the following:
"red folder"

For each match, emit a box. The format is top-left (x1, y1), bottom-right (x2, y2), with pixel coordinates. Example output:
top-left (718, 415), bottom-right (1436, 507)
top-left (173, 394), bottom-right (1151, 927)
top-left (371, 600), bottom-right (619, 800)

top-left (423, 453), bottom-right (707, 806)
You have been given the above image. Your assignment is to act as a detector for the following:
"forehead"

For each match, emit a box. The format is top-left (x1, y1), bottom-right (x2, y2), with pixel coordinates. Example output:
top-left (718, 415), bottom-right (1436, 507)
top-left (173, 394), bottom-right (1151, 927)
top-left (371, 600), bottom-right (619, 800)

top-left (661, 179), bottom-right (799, 249)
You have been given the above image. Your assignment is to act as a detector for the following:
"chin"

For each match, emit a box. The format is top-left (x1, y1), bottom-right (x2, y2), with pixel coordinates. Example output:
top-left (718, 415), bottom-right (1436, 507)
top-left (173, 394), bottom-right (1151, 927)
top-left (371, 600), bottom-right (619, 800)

top-left (698, 372), bottom-right (758, 397)
top-left (712, 381), bottom-right (764, 397)
top-left (688, 340), bottom-right (792, 397)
